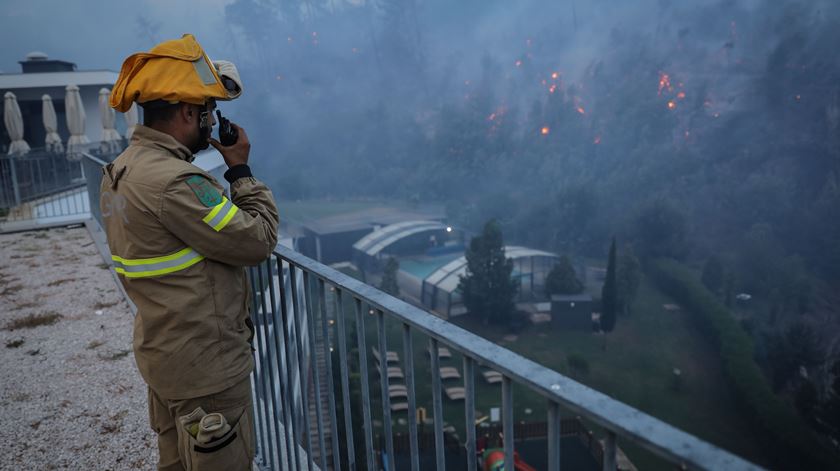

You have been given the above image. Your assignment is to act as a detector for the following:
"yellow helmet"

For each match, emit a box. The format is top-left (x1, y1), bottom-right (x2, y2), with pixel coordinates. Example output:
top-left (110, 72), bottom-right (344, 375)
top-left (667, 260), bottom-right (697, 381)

top-left (110, 34), bottom-right (242, 112)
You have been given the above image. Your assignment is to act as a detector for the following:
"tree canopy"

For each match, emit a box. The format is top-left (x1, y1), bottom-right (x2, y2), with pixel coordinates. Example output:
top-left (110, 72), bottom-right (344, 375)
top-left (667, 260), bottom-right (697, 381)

top-left (458, 219), bottom-right (518, 325)
top-left (545, 255), bottom-right (584, 296)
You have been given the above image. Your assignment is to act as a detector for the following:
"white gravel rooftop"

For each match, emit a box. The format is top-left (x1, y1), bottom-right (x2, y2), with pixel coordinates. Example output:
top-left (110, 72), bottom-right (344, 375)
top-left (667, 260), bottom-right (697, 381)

top-left (0, 226), bottom-right (154, 470)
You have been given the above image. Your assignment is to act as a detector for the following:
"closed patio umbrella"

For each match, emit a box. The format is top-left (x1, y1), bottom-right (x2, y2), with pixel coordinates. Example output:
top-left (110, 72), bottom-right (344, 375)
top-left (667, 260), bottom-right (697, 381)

top-left (4, 91), bottom-right (31, 156)
top-left (42, 94), bottom-right (64, 153)
top-left (65, 84), bottom-right (89, 160)
top-left (124, 101), bottom-right (139, 141)
top-left (98, 88), bottom-right (122, 154)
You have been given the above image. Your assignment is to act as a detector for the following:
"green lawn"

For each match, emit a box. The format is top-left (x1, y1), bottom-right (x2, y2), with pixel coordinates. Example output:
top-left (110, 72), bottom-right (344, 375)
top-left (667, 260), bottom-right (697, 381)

top-left (337, 275), bottom-right (771, 470)
top-left (323, 263), bottom-right (769, 469)
top-left (449, 276), bottom-right (771, 469)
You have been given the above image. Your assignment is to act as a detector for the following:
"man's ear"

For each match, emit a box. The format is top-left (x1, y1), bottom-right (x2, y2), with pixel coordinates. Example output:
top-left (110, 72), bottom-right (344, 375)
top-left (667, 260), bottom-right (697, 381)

top-left (178, 103), bottom-right (194, 124)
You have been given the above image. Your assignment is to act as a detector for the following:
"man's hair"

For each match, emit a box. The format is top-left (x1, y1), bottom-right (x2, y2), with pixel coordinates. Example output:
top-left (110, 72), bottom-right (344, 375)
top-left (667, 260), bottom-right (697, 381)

top-left (141, 100), bottom-right (181, 126)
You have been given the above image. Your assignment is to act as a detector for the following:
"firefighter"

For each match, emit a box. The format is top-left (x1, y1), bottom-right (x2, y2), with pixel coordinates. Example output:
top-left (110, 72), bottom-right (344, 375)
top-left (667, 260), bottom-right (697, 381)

top-left (102, 34), bottom-right (278, 471)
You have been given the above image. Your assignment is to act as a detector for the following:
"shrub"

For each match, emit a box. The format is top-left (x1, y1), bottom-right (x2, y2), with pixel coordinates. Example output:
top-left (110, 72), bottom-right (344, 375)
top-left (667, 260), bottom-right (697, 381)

top-left (648, 259), bottom-right (836, 468)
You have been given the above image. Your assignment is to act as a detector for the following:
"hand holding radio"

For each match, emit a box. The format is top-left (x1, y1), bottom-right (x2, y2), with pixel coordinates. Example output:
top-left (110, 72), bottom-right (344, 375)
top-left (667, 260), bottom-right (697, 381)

top-left (209, 110), bottom-right (249, 168)
top-left (216, 110), bottom-right (238, 146)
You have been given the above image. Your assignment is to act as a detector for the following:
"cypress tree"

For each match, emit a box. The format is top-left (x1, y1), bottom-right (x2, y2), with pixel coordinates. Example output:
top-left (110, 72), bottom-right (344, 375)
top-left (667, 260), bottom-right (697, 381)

top-left (600, 238), bottom-right (618, 343)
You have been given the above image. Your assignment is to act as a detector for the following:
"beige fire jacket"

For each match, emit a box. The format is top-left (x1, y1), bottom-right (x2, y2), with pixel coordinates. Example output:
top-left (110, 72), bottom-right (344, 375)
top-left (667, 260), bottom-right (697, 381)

top-left (100, 125), bottom-right (279, 399)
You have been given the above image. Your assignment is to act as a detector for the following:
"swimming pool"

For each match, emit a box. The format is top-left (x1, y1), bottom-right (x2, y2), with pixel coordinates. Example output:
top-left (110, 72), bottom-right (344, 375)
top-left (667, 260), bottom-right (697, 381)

top-left (399, 253), bottom-right (462, 279)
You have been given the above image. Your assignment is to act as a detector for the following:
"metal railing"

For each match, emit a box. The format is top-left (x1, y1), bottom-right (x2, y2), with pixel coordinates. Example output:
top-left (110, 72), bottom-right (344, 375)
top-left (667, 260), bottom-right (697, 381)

top-left (0, 148), bottom-right (124, 232)
top-left (67, 147), bottom-right (763, 470)
top-left (0, 149), bottom-right (87, 223)
top-left (0, 149), bottom-right (83, 208)
top-left (247, 246), bottom-right (764, 471)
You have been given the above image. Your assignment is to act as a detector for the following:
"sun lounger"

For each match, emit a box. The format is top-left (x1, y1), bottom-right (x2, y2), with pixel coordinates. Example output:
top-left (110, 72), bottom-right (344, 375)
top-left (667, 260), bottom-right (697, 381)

top-left (439, 366), bottom-right (461, 380)
top-left (482, 370), bottom-right (503, 384)
top-left (375, 365), bottom-right (405, 380)
top-left (428, 346), bottom-right (452, 359)
top-left (390, 402), bottom-right (409, 412)
top-left (389, 388), bottom-right (408, 399)
top-left (445, 387), bottom-right (466, 400)
top-left (372, 347), bottom-right (400, 363)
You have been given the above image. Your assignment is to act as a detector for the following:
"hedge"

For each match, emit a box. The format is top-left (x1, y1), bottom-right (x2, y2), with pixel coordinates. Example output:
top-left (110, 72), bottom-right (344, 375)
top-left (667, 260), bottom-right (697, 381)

top-left (648, 258), bottom-right (836, 469)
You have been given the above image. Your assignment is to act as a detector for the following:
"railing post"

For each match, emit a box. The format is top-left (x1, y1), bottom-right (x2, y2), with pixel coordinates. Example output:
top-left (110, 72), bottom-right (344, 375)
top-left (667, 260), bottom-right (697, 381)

top-left (403, 323), bottom-right (420, 471)
top-left (303, 272), bottom-right (328, 468)
top-left (502, 376), bottom-right (514, 471)
top-left (276, 259), bottom-right (302, 469)
top-left (429, 338), bottom-right (445, 471)
top-left (603, 430), bottom-right (617, 471)
top-left (255, 263), bottom-right (282, 470)
top-left (334, 288), bottom-right (356, 471)
top-left (318, 279), bottom-right (342, 471)
top-left (464, 357), bottom-right (477, 471)
top-left (354, 299), bottom-right (376, 471)
top-left (548, 401), bottom-right (561, 471)
top-left (376, 310), bottom-right (396, 471)
top-left (289, 265), bottom-right (315, 471)
top-left (248, 267), bottom-right (275, 470)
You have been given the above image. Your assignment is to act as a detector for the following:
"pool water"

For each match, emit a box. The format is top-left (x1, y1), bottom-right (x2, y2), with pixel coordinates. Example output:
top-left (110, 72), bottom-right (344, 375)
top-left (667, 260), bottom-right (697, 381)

top-left (399, 253), bottom-right (463, 279)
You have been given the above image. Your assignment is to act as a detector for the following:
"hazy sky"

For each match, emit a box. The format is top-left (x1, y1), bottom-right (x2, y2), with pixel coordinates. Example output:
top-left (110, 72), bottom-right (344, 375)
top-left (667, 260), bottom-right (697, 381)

top-left (0, 0), bottom-right (235, 73)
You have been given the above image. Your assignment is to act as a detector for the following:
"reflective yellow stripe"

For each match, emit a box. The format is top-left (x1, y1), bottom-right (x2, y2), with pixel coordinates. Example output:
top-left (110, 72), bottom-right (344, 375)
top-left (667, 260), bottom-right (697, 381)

top-left (202, 196), bottom-right (238, 232)
top-left (111, 248), bottom-right (204, 279)
top-left (112, 247), bottom-right (194, 266)
top-left (202, 197), bottom-right (227, 224)
top-left (213, 206), bottom-right (238, 231)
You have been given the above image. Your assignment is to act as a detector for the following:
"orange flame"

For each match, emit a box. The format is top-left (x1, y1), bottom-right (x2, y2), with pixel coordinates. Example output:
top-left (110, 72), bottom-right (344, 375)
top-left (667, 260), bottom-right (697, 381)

top-left (541, 126), bottom-right (550, 135)
top-left (667, 101), bottom-right (676, 110)
top-left (658, 72), bottom-right (672, 96)
top-left (551, 72), bottom-right (559, 80)
top-left (577, 107), bottom-right (586, 115)
top-left (677, 91), bottom-right (686, 100)
top-left (549, 84), bottom-right (557, 94)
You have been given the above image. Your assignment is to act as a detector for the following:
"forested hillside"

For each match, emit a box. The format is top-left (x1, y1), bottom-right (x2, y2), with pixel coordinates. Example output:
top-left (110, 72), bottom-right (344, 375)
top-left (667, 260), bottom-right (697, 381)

top-left (225, 0), bottom-right (840, 452)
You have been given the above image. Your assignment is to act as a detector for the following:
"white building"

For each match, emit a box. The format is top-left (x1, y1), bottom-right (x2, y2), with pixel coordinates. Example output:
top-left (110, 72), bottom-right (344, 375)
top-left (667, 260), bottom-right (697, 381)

top-left (0, 52), bottom-right (120, 150)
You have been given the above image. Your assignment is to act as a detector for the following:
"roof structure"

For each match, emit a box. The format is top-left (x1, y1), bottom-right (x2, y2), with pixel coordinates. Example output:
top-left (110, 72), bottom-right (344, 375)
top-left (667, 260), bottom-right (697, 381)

top-left (0, 70), bottom-right (119, 90)
top-left (423, 246), bottom-right (558, 294)
top-left (300, 206), bottom-right (444, 235)
top-left (551, 293), bottom-right (594, 302)
top-left (353, 220), bottom-right (446, 256)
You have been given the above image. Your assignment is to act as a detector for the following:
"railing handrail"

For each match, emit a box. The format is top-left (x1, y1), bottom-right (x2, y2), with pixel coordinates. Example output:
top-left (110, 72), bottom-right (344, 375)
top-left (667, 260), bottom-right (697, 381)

top-left (81, 151), bottom-right (109, 167)
top-left (272, 243), bottom-right (763, 470)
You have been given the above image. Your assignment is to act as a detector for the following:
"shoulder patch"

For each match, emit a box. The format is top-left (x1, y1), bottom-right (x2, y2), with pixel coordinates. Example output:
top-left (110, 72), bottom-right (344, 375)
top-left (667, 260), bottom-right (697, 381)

top-left (185, 175), bottom-right (223, 207)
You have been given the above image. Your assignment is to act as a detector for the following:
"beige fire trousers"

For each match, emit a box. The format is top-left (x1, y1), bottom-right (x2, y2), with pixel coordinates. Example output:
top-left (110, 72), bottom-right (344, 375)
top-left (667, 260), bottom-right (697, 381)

top-left (148, 377), bottom-right (255, 471)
